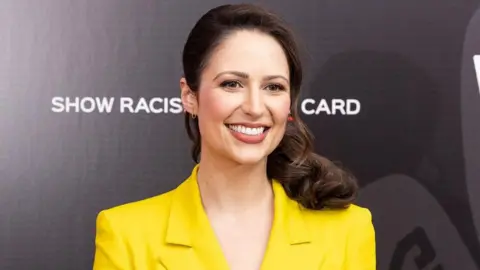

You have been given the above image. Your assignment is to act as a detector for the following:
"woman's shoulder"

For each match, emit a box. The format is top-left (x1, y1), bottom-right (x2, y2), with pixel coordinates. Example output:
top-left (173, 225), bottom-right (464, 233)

top-left (302, 203), bottom-right (373, 230)
top-left (96, 189), bottom-right (175, 231)
top-left (320, 204), bottom-right (372, 219)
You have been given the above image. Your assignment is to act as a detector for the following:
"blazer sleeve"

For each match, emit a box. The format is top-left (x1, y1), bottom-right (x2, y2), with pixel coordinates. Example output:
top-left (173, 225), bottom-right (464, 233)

top-left (345, 208), bottom-right (376, 270)
top-left (93, 210), bottom-right (131, 270)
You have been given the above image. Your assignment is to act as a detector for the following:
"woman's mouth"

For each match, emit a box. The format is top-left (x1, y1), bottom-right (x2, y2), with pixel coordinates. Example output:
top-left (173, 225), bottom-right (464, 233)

top-left (226, 124), bottom-right (268, 135)
top-left (225, 124), bottom-right (270, 144)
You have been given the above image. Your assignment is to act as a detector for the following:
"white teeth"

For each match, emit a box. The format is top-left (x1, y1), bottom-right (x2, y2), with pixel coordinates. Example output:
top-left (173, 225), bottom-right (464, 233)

top-left (227, 125), bottom-right (265, 136)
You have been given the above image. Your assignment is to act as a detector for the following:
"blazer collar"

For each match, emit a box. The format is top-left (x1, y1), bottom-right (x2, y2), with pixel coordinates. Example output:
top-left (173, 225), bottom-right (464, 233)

top-left (164, 165), bottom-right (202, 247)
top-left (165, 165), bottom-right (312, 247)
top-left (270, 178), bottom-right (311, 245)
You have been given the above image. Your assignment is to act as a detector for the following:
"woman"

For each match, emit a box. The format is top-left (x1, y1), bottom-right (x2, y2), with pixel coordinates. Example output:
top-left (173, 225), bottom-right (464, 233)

top-left (93, 3), bottom-right (375, 270)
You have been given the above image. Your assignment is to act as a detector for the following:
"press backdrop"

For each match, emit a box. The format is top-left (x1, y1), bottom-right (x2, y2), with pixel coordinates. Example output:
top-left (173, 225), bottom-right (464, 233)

top-left (1, 1), bottom-right (480, 269)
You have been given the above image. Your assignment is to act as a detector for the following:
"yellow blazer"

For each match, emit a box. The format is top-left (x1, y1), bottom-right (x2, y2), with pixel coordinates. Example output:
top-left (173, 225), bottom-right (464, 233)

top-left (93, 166), bottom-right (376, 270)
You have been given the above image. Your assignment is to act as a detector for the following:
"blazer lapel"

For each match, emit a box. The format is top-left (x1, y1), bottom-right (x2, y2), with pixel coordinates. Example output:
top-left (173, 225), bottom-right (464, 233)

top-left (157, 167), bottom-right (325, 269)
top-left (157, 166), bottom-right (230, 270)
top-left (261, 181), bottom-right (324, 270)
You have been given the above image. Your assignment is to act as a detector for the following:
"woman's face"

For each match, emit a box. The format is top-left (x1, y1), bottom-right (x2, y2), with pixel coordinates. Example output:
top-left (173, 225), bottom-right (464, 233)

top-left (181, 30), bottom-right (291, 165)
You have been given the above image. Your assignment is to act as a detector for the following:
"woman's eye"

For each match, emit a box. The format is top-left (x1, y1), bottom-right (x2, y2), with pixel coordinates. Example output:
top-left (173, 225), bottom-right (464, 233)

top-left (220, 81), bottom-right (241, 89)
top-left (266, 84), bottom-right (285, 91)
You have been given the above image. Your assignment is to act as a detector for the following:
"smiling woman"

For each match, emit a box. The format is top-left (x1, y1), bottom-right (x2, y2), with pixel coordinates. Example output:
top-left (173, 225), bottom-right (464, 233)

top-left (93, 4), bottom-right (376, 270)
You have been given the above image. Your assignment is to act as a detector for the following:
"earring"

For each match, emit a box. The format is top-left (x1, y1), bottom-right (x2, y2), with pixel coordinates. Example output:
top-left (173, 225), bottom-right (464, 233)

top-left (191, 113), bottom-right (197, 119)
top-left (288, 113), bottom-right (294, 121)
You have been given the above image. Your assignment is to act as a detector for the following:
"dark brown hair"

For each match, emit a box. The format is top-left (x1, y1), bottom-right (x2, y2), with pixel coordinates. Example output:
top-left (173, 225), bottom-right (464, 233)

top-left (182, 4), bottom-right (358, 210)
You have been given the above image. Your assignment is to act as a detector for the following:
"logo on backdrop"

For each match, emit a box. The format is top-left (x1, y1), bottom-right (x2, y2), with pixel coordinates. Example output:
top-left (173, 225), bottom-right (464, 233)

top-left (474, 55), bottom-right (480, 94)
top-left (51, 96), bottom-right (362, 115)
top-left (301, 98), bottom-right (361, 115)
top-left (51, 97), bottom-right (184, 114)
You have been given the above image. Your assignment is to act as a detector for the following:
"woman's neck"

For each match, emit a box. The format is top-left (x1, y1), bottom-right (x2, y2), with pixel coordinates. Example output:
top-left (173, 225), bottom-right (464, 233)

top-left (196, 153), bottom-right (273, 215)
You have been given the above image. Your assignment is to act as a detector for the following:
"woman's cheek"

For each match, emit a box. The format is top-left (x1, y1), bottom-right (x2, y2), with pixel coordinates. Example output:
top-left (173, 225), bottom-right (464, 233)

top-left (275, 96), bottom-right (291, 122)
top-left (199, 89), bottom-right (237, 119)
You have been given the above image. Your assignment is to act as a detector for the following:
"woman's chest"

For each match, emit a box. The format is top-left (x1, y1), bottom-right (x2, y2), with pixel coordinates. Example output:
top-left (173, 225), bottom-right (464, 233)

top-left (209, 215), bottom-right (272, 270)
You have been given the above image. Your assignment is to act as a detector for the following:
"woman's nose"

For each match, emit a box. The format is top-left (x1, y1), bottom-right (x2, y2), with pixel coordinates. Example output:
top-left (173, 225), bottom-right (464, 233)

top-left (242, 90), bottom-right (265, 117)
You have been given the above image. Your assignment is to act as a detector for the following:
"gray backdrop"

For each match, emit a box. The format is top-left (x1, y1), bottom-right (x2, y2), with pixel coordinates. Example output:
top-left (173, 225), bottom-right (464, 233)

top-left (1, 0), bottom-right (480, 269)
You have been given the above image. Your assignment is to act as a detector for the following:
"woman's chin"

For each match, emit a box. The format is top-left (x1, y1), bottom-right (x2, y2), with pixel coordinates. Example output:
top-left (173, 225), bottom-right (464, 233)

top-left (228, 151), bottom-right (268, 166)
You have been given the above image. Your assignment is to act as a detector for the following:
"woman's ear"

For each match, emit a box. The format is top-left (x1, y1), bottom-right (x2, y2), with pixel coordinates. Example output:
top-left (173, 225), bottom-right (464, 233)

top-left (180, 77), bottom-right (198, 115)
